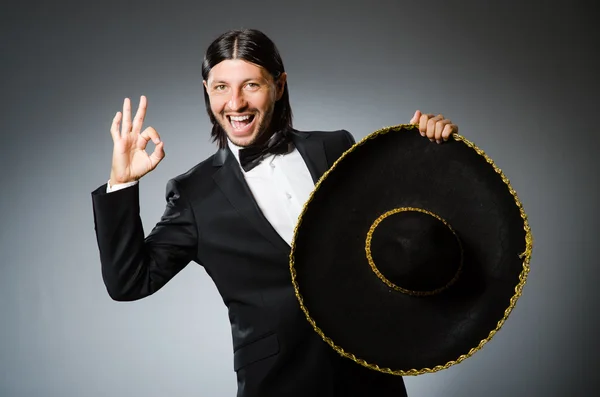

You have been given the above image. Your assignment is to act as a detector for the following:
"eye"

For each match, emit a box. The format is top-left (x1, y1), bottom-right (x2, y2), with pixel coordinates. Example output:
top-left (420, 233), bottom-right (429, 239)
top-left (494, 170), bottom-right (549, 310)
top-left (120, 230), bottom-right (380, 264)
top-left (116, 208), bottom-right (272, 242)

top-left (245, 82), bottom-right (260, 90)
top-left (214, 84), bottom-right (227, 91)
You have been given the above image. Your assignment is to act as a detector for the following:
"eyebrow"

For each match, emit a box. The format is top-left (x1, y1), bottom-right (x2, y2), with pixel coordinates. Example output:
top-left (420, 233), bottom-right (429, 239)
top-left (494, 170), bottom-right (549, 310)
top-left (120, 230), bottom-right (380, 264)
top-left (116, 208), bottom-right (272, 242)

top-left (210, 77), bottom-right (265, 85)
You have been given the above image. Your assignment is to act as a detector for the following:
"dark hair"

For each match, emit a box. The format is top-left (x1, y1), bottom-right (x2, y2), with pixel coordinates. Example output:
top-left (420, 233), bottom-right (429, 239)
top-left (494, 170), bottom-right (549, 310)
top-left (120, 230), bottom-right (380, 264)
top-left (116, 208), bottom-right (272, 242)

top-left (202, 29), bottom-right (293, 148)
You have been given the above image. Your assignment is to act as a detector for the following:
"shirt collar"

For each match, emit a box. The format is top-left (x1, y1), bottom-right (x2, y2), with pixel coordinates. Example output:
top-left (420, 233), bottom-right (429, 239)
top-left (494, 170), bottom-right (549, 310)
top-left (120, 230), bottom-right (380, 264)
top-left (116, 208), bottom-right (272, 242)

top-left (226, 138), bottom-right (243, 164)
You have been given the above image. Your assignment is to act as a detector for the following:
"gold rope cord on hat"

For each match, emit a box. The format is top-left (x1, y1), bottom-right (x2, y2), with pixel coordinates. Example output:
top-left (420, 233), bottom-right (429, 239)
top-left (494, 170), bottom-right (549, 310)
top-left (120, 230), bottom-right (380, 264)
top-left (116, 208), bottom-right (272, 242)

top-left (365, 207), bottom-right (464, 297)
top-left (289, 123), bottom-right (534, 376)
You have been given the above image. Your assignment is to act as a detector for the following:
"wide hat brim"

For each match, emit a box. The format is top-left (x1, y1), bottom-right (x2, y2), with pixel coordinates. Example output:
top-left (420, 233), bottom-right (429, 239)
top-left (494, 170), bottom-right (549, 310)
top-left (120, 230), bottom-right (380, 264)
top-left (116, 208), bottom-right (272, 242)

top-left (289, 124), bottom-right (533, 375)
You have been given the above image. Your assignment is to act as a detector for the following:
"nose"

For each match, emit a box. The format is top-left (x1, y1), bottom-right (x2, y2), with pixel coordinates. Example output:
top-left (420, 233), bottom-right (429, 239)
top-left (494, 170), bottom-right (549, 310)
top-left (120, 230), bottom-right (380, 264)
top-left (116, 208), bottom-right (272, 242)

top-left (227, 89), bottom-right (247, 111)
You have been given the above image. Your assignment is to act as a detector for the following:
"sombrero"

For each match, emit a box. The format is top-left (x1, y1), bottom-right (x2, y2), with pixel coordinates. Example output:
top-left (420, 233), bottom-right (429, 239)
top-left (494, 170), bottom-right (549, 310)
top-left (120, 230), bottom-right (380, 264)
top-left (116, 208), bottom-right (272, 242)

top-left (289, 124), bottom-right (532, 375)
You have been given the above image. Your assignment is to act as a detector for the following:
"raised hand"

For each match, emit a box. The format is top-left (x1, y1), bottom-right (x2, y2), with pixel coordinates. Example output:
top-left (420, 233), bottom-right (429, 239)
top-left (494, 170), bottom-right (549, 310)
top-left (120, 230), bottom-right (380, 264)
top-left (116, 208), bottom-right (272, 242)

top-left (109, 96), bottom-right (165, 186)
top-left (410, 110), bottom-right (458, 144)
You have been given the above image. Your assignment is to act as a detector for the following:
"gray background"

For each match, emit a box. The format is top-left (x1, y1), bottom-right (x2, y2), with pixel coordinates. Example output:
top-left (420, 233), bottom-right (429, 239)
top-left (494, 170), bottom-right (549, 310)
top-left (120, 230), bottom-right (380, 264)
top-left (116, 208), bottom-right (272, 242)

top-left (1, 0), bottom-right (598, 396)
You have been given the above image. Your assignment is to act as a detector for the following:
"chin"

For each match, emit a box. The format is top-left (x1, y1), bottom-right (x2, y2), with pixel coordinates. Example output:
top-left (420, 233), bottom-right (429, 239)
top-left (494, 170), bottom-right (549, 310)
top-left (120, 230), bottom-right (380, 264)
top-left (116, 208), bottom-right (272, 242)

top-left (227, 133), bottom-right (259, 147)
top-left (226, 126), bottom-right (270, 148)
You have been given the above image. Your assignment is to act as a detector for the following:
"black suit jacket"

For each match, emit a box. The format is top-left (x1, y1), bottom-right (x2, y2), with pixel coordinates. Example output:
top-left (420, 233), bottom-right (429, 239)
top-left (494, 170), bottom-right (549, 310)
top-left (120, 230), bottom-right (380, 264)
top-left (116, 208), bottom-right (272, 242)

top-left (91, 129), bottom-right (407, 397)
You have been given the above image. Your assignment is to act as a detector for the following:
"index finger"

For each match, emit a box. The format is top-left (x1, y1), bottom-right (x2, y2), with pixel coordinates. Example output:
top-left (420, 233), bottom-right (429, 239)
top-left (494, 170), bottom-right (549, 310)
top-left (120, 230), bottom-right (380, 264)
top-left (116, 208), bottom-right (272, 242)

top-left (121, 97), bottom-right (132, 136)
top-left (418, 113), bottom-right (435, 134)
top-left (132, 95), bottom-right (147, 134)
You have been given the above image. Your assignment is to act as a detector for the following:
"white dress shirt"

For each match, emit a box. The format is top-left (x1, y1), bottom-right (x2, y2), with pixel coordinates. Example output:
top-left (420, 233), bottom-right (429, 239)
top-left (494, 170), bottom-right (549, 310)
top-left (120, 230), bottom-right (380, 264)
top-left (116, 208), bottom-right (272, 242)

top-left (107, 139), bottom-right (315, 246)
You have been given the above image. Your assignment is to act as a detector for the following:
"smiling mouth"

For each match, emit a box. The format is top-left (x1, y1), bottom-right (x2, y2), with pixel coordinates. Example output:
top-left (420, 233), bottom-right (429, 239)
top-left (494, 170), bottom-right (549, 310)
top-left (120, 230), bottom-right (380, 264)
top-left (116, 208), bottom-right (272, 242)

top-left (228, 114), bottom-right (256, 131)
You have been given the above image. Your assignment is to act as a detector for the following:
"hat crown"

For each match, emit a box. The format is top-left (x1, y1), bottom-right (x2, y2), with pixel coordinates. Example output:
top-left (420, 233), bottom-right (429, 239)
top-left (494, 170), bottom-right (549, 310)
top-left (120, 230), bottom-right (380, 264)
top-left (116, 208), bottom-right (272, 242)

top-left (370, 210), bottom-right (462, 295)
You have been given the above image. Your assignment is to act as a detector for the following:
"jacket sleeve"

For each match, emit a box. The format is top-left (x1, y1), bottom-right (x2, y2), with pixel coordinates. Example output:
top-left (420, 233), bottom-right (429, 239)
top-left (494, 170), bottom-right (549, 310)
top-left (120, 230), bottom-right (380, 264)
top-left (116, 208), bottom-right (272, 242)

top-left (91, 178), bottom-right (198, 301)
top-left (344, 129), bottom-right (356, 147)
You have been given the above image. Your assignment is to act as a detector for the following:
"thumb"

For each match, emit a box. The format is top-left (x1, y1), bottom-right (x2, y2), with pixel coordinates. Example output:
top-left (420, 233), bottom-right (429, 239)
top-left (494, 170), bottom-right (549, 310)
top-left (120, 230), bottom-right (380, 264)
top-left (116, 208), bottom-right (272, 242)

top-left (410, 110), bottom-right (421, 124)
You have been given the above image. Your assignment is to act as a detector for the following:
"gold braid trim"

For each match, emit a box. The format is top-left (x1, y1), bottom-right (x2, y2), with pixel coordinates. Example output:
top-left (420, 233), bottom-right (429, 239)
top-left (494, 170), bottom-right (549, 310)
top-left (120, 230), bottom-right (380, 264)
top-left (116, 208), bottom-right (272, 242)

top-left (289, 124), bottom-right (533, 376)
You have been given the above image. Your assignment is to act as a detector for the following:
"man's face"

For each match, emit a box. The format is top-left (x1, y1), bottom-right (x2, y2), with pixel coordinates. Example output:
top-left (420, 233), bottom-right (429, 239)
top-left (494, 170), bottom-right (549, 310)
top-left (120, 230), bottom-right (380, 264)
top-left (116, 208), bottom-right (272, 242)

top-left (203, 59), bottom-right (287, 147)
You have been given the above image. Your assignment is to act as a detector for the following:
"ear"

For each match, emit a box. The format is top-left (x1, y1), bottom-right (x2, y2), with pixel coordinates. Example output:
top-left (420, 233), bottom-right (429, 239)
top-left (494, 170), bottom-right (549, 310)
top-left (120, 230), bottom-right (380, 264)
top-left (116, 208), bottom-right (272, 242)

top-left (203, 80), bottom-right (208, 91)
top-left (275, 72), bottom-right (287, 100)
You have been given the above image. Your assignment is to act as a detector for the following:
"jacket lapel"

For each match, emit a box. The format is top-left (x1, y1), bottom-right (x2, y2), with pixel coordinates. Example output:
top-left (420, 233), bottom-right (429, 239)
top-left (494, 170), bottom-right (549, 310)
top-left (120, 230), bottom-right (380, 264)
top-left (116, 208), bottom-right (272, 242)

top-left (212, 148), bottom-right (290, 253)
top-left (289, 130), bottom-right (329, 184)
top-left (210, 131), bottom-right (331, 253)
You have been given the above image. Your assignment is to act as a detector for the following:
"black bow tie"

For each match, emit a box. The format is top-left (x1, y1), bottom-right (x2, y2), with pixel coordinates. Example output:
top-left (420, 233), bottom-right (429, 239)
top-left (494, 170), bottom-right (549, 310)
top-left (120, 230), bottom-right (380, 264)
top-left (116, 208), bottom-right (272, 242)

top-left (238, 130), bottom-right (292, 172)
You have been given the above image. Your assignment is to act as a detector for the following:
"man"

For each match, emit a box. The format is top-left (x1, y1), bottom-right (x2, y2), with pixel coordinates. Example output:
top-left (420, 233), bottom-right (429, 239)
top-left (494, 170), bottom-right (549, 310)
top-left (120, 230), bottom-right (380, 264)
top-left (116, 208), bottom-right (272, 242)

top-left (91, 29), bottom-right (457, 397)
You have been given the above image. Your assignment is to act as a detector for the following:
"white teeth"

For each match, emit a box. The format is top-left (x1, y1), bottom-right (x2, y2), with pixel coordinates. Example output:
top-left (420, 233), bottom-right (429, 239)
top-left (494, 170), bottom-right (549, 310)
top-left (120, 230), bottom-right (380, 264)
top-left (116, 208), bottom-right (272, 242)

top-left (230, 115), bottom-right (251, 121)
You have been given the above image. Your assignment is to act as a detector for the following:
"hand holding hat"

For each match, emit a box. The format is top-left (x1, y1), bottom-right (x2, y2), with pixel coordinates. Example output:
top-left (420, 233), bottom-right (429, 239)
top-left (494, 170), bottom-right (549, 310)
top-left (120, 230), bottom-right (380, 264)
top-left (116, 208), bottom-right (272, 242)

top-left (410, 110), bottom-right (458, 144)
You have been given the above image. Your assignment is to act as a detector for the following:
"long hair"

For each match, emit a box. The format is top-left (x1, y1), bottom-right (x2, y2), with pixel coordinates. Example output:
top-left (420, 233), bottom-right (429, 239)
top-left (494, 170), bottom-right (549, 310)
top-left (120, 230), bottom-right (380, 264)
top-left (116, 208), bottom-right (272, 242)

top-left (202, 29), bottom-right (293, 149)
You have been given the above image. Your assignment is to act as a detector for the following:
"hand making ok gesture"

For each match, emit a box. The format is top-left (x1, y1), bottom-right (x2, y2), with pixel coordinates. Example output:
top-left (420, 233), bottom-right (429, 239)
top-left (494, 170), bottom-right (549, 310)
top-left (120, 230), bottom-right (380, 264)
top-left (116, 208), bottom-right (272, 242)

top-left (109, 95), bottom-right (165, 186)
